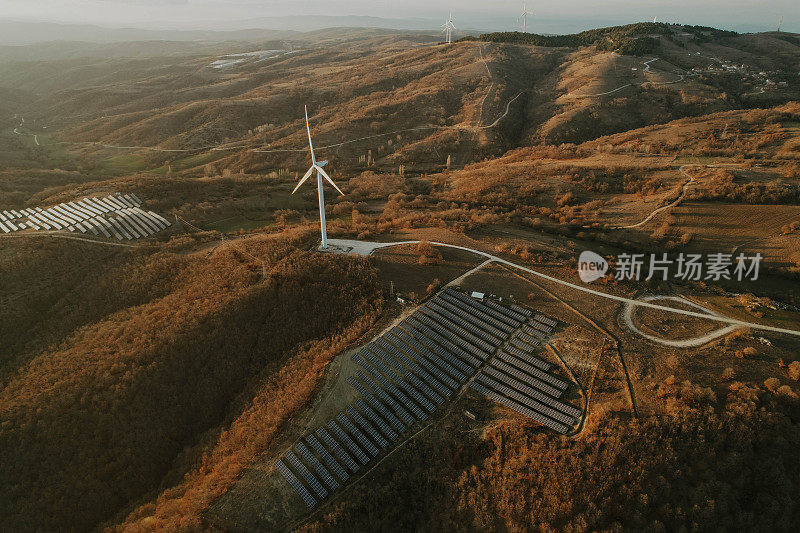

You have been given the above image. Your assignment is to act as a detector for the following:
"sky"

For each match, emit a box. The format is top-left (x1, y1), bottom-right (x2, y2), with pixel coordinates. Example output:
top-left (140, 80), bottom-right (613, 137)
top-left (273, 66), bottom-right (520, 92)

top-left (0, 0), bottom-right (796, 33)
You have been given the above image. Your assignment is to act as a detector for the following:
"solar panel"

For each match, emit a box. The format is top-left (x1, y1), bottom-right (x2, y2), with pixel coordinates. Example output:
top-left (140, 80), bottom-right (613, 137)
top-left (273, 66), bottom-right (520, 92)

top-left (97, 217), bottom-right (122, 240)
top-left (346, 406), bottom-right (389, 448)
top-left (315, 427), bottom-right (360, 474)
top-left (355, 399), bottom-right (399, 441)
top-left (274, 458), bottom-right (317, 507)
top-left (391, 330), bottom-right (463, 387)
top-left (384, 332), bottom-right (453, 394)
top-left (117, 195), bottom-right (135, 208)
top-left (148, 210), bottom-right (172, 227)
top-left (116, 213), bottom-right (143, 238)
top-left (77, 199), bottom-right (103, 216)
top-left (327, 419), bottom-right (371, 465)
top-left (440, 293), bottom-right (515, 333)
top-left (372, 340), bottom-right (446, 403)
top-left (353, 355), bottom-right (427, 421)
top-left (295, 442), bottom-right (339, 490)
top-left (432, 297), bottom-right (509, 340)
top-left (426, 302), bottom-right (502, 347)
top-left (510, 304), bottom-right (533, 317)
top-left (404, 316), bottom-right (482, 368)
top-left (419, 311), bottom-right (491, 359)
top-left (385, 371), bottom-right (436, 413)
top-left (356, 389), bottom-right (406, 433)
top-left (497, 352), bottom-right (569, 392)
top-left (470, 383), bottom-right (570, 434)
top-left (349, 372), bottom-right (415, 425)
top-left (490, 359), bottom-right (563, 398)
top-left (484, 367), bottom-right (582, 418)
top-left (305, 434), bottom-right (350, 482)
top-left (484, 299), bottom-right (526, 323)
top-left (123, 210), bottom-right (155, 236)
top-left (130, 208), bottom-right (161, 233)
top-left (477, 374), bottom-right (575, 426)
top-left (506, 346), bottom-right (552, 372)
top-left (443, 288), bottom-right (519, 327)
top-left (531, 321), bottom-right (554, 334)
top-left (108, 217), bottom-right (132, 239)
top-left (285, 450), bottom-right (328, 499)
top-left (419, 307), bottom-right (494, 355)
top-left (535, 314), bottom-right (558, 328)
top-left (337, 413), bottom-right (380, 456)
top-left (511, 335), bottom-right (542, 353)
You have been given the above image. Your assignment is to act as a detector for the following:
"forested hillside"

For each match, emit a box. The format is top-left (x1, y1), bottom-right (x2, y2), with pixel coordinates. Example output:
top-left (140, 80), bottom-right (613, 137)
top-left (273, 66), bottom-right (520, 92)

top-left (0, 230), bottom-right (384, 530)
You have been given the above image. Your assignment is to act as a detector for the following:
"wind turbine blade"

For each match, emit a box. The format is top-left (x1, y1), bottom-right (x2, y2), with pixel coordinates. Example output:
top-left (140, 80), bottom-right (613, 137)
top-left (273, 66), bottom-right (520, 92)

top-left (316, 166), bottom-right (344, 196)
top-left (304, 105), bottom-right (315, 164)
top-left (292, 166), bottom-right (315, 194)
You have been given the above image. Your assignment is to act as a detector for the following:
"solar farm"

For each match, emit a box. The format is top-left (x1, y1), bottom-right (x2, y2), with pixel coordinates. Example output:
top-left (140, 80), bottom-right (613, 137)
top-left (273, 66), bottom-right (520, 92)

top-left (0, 193), bottom-right (171, 240)
top-left (274, 287), bottom-right (582, 509)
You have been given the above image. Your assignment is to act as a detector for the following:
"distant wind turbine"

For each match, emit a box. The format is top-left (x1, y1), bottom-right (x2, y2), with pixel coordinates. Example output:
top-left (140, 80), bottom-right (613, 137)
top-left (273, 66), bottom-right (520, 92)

top-left (292, 106), bottom-right (344, 250)
top-left (519, 2), bottom-right (534, 30)
top-left (777, 16), bottom-right (783, 32)
top-left (653, 16), bottom-right (658, 23)
top-left (442, 11), bottom-right (456, 44)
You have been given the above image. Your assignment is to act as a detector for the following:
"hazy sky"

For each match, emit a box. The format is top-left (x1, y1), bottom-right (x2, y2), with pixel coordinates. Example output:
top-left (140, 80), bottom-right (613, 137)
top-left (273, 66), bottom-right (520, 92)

top-left (0, 0), bottom-right (796, 32)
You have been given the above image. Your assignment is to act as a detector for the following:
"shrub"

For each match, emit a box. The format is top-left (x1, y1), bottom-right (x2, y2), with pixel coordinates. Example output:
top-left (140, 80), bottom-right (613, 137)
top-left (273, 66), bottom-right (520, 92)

top-left (788, 361), bottom-right (800, 381)
top-left (764, 377), bottom-right (781, 392)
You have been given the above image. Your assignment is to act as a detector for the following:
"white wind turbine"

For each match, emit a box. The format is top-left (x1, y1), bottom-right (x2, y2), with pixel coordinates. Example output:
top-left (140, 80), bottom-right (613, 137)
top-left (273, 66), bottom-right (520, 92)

top-left (442, 11), bottom-right (456, 44)
top-left (519, 2), bottom-right (534, 30)
top-left (292, 106), bottom-right (344, 249)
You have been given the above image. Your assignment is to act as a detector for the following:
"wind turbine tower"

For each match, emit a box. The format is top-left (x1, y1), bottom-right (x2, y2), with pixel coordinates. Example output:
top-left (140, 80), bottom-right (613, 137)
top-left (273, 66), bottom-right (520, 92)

top-left (777, 16), bottom-right (783, 32)
top-left (442, 11), bottom-right (456, 44)
top-left (519, 2), bottom-right (534, 31)
top-left (292, 106), bottom-right (344, 249)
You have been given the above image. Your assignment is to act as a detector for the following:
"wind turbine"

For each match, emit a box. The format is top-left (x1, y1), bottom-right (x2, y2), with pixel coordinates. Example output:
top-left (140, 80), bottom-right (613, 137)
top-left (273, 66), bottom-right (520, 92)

top-left (519, 2), bottom-right (534, 31)
top-left (442, 11), bottom-right (456, 44)
top-left (777, 16), bottom-right (783, 32)
top-left (292, 106), bottom-right (344, 250)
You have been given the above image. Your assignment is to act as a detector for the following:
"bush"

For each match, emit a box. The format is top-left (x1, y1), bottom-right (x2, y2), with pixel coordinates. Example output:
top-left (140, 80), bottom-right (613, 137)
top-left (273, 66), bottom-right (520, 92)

top-left (788, 361), bottom-right (800, 381)
top-left (764, 377), bottom-right (781, 392)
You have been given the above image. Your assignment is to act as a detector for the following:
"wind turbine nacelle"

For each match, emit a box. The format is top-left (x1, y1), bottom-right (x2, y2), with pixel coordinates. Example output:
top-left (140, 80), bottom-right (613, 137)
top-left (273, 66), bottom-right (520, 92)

top-left (317, 160), bottom-right (328, 167)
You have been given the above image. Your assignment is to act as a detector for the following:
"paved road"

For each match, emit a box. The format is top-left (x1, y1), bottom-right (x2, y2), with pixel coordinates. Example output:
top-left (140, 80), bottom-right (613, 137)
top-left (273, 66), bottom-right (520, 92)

top-left (328, 238), bottom-right (800, 338)
top-left (622, 295), bottom-right (739, 347)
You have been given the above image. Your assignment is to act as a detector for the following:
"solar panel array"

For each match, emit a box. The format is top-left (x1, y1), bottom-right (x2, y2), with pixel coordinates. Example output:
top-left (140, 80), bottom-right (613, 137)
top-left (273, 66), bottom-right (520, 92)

top-left (0, 193), bottom-right (171, 240)
top-left (465, 301), bottom-right (584, 435)
top-left (273, 288), bottom-right (582, 508)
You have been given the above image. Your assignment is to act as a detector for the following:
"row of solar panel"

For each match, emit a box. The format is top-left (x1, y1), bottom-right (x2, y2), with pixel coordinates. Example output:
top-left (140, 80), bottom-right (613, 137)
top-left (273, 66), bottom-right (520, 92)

top-left (428, 299), bottom-right (505, 345)
top-left (0, 193), bottom-right (141, 223)
top-left (276, 389), bottom-right (413, 508)
top-left (404, 315), bottom-right (482, 369)
top-left (0, 194), bottom-right (170, 240)
top-left (275, 292), bottom-right (526, 507)
top-left (534, 314), bottom-right (558, 328)
top-left (440, 292), bottom-right (515, 333)
top-left (413, 311), bottom-right (490, 361)
top-left (443, 287), bottom-right (523, 328)
top-left (469, 381), bottom-right (571, 434)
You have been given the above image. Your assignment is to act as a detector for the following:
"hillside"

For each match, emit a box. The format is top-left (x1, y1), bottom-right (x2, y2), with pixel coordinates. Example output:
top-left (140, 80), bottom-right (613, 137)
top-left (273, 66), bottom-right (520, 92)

top-left (1, 25), bottom-right (796, 179)
top-left (1, 22), bottom-right (799, 532)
